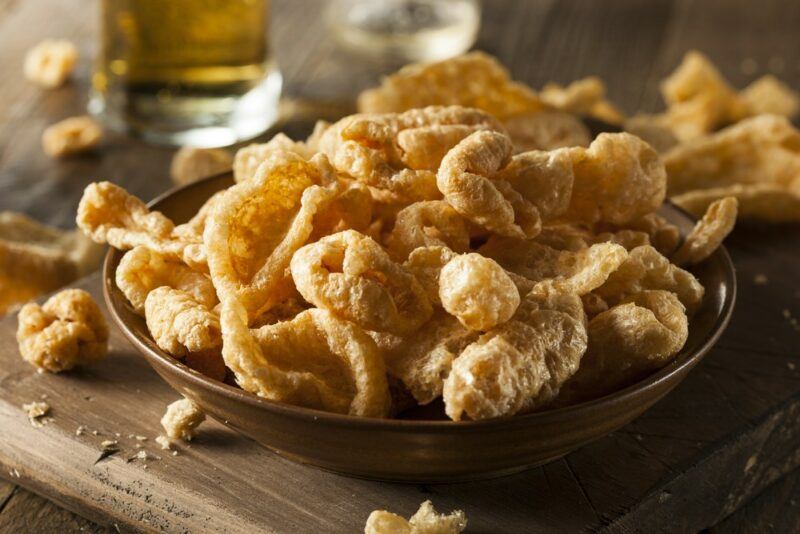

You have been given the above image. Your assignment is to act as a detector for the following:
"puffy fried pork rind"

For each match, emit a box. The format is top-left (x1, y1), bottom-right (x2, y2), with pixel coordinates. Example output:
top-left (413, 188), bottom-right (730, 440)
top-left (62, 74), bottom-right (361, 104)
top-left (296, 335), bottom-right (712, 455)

top-left (357, 51), bottom-right (545, 119)
top-left (318, 106), bottom-right (504, 202)
top-left (560, 290), bottom-right (688, 402)
top-left (310, 181), bottom-right (373, 240)
top-left (161, 398), bottom-right (205, 440)
top-left (740, 75), bottom-right (800, 119)
top-left (221, 300), bottom-right (391, 417)
top-left (672, 196), bottom-right (737, 266)
top-left (17, 288), bottom-right (108, 373)
top-left (291, 230), bottom-right (432, 335)
top-left (439, 253), bottom-right (520, 332)
top-left (42, 116), bottom-right (102, 158)
top-left (595, 245), bottom-right (705, 313)
top-left (204, 151), bottom-right (335, 321)
top-left (386, 200), bottom-right (469, 260)
top-left (365, 500), bottom-right (467, 534)
top-left (170, 147), bottom-right (233, 186)
top-left (233, 133), bottom-right (315, 183)
top-left (564, 133), bottom-right (667, 225)
top-left (540, 76), bottom-right (625, 125)
top-left (0, 211), bottom-right (102, 313)
top-left (116, 246), bottom-right (216, 314)
top-left (437, 130), bottom-right (541, 238)
top-left (672, 183), bottom-right (800, 223)
top-left (606, 213), bottom-right (682, 257)
top-left (443, 291), bottom-right (587, 421)
top-left (402, 245), bottom-right (458, 305)
top-left (502, 111), bottom-right (591, 152)
top-left (24, 39), bottom-right (78, 88)
top-left (623, 114), bottom-right (680, 153)
top-left (145, 287), bottom-right (221, 357)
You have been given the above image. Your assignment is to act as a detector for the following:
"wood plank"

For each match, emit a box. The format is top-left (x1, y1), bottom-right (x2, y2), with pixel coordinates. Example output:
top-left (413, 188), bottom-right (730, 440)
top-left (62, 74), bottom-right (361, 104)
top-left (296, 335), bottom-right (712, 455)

top-left (0, 487), bottom-right (112, 534)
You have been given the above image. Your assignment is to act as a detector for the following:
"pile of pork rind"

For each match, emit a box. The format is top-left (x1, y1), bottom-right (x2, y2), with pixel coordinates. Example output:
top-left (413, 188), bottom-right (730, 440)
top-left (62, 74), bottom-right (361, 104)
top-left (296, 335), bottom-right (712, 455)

top-left (76, 53), bottom-right (741, 421)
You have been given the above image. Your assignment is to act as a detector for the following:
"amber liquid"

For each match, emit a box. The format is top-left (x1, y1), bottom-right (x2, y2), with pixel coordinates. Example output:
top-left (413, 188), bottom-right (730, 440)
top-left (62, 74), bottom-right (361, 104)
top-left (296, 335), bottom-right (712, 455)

top-left (91, 0), bottom-right (282, 147)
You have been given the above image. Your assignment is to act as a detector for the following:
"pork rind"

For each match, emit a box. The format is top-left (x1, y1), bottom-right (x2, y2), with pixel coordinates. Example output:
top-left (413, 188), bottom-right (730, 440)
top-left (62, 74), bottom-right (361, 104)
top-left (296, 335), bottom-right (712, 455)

top-left (561, 290), bottom-right (688, 401)
top-left (24, 39), bottom-right (78, 88)
top-left (672, 183), bottom-right (800, 223)
top-left (614, 213), bottom-right (681, 257)
top-left (402, 245), bottom-right (458, 305)
top-left (291, 230), bottom-right (432, 335)
top-left (530, 242), bottom-right (628, 297)
top-left (357, 51), bottom-right (545, 119)
top-left (145, 287), bottom-right (221, 357)
top-left (318, 106), bottom-right (503, 202)
top-left (623, 114), bottom-right (679, 153)
top-left (740, 75), bottom-right (800, 119)
top-left (0, 211), bottom-right (102, 313)
top-left (365, 500), bottom-right (467, 534)
top-left (439, 253), bottom-right (520, 331)
top-left (311, 181), bottom-right (374, 240)
top-left (170, 147), bottom-right (233, 186)
top-left (221, 301), bottom-right (391, 417)
top-left (116, 246), bottom-right (216, 314)
top-left (161, 398), bottom-right (205, 440)
top-left (233, 133), bottom-right (315, 183)
top-left (564, 133), bottom-right (667, 225)
top-left (672, 196), bottom-right (737, 266)
top-left (540, 76), bottom-right (625, 124)
top-left (502, 111), bottom-right (591, 152)
top-left (42, 116), bottom-right (102, 158)
top-left (443, 291), bottom-right (587, 420)
top-left (204, 151), bottom-right (335, 320)
top-left (437, 130), bottom-right (541, 238)
top-left (17, 288), bottom-right (108, 373)
top-left (595, 245), bottom-right (704, 313)
top-left (386, 200), bottom-right (469, 260)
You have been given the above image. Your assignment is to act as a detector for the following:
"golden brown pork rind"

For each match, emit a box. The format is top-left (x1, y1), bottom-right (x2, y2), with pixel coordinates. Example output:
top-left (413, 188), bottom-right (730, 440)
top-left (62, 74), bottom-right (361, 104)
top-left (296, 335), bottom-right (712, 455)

top-left (672, 183), bottom-right (800, 222)
top-left (540, 76), bottom-right (625, 124)
top-left (170, 147), bottom-right (233, 186)
top-left (386, 200), bottom-right (469, 260)
top-left (365, 500), bottom-right (467, 534)
top-left (145, 287), bottom-right (221, 357)
top-left (502, 111), bottom-right (591, 152)
top-left (672, 196), bottom-right (737, 266)
top-left (24, 39), bottom-right (78, 88)
top-left (161, 398), bottom-right (205, 440)
top-left (42, 116), bottom-right (102, 158)
top-left (17, 288), bottom-right (108, 373)
top-left (233, 133), bottom-right (315, 183)
top-left (740, 75), bottom-right (800, 119)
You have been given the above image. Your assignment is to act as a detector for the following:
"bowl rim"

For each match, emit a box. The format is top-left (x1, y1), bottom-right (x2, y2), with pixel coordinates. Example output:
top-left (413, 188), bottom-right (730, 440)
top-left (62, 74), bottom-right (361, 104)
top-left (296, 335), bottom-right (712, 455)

top-left (103, 173), bottom-right (737, 431)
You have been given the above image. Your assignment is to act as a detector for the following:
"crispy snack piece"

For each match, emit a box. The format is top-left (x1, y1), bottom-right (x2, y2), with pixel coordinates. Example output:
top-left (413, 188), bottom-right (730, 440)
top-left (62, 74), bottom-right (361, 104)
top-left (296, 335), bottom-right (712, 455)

top-left (170, 147), bottom-right (233, 186)
top-left (310, 181), bottom-right (374, 241)
top-left (42, 116), bottom-right (102, 158)
top-left (17, 289), bottom-right (108, 373)
top-left (565, 133), bottom-right (667, 225)
top-left (664, 114), bottom-right (800, 195)
top-left (161, 398), bottom-right (205, 440)
top-left (365, 500), bottom-right (467, 534)
top-left (443, 291), bottom-right (587, 420)
top-left (291, 230), bottom-right (432, 335)
top-left (672, 183), bottom-right (800, 223)
top-left (530, 242), bottom-right (628, 297)
top-left (540, 76), bottom-right (625, 124)
top-left (596, 245), bottom-right (705, 313)
top-left (116, 246), bottom-right (217, 314)
top-left (561, 290), bottom-right (688, 402)
top-left (221, 300), bottom-right (391, 416)
top-left (439, 253), bottom-right (520, 331)
top-left (672, 197), bottom-right (737, 266)
top-left (145, 287), bottom-right (221, 357)
top-left (357, 51), bottom-right (545, 119)
top-left (318, 106), bottom-right (503, 202)
top-left (204, 151), bottom-right (335, 320)
top-left (233, 133), bottom-right (315, 183)
top-left (24, 39), bottom-right (78, 88)
top-left (623, 114), bottom-right (680, 153)
top-left (386, 200), bottom-right (469, 260)
top-left (403, 245), bottom-right (458, 305)
top-left (502, 111), bottom-right (591, 152)
top-left (437, 130), bottom-right (541, 238)
top-left (740, 75), bottom-right (800, 118)
top-left (614, 213), bottom-right (681, 257)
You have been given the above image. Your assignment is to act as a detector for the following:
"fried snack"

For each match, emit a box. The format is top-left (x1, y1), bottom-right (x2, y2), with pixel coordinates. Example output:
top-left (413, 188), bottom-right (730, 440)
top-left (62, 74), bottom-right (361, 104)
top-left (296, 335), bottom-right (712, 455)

top-left (204, 151), bottom-right (335, 320)
top-left (116, 246), bottom-right (216, 314)
top-left (479, 237), bottom-right (566, 281)
top-left (402, 245), bottom-right (458, 305)
top-left (664, 114), bottom-right (800, 195)
top-left (672, 183), bottom-right (800, 223)
top-left (623, 114), bottom-right (679, 153)
top-left (24, 39), bottom-right (78, 88)
top-left (161, 398), bottom-right (205, 440)
top-left (443, 291), bottom-right (586, 420)
top-left (221, 300), bottom-right (391, 416)
top-left (357, 51), bottom-right (545, 119)
top-left (310, 181), bottom-right (373, 240)
top-left (170, 147), bottom-right (233, 186)
top-left (318, 106), bottom-right (503, 202)
top-left (595, 245), bottom-right (704, 313)
top-left (365, 500), bottom-right (467, 534)
top-left (565, 133), bottom-right (667, 225)
top-left (501, 111), bottom-right (591, 152)
top-left (540, 76), bottom-right (625, 124)
top-left (42, 116), bottom-right (102, 158)
top-left (17, 289), bottom-right (108, 373)
top-left (561, 290), bottom-right (688, 401)
top-left (386, 200), bottom-right (469, 260)
top-left (672, 197), bottom-right (737, 266)
top-left (145, 287), bottom-right (221, 357)
top-left (437, 130), bottom-right (541, 238)
top-left (617, 213), bottom-right (681, 257)
top-left (530, 242), bottom-right (628, 297)
top-left (439, 253), bottom-right (520, 331)
top-left (740, 75), bottom-right (800, 118)
top-left (233, 133), bottom-right (315, 183)
top-left (291, 230), bottom-right (432, 335)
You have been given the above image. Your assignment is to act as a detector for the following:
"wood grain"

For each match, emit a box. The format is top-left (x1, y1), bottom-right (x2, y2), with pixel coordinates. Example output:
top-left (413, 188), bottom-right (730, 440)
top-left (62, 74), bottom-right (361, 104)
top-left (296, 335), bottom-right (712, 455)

top-left (1, 0), bottom-right (800, 532)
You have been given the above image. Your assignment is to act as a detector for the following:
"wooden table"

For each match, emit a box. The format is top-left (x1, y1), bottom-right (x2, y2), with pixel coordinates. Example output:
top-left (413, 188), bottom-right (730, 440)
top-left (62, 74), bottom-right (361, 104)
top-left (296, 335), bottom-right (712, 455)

top-left (1, 0), bottom-right (799, 532)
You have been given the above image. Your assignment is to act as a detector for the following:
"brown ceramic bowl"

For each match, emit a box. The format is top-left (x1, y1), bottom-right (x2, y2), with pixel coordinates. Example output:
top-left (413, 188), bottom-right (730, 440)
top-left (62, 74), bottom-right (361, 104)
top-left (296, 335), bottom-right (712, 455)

top-left (103, 173), bottom-right (736, 483)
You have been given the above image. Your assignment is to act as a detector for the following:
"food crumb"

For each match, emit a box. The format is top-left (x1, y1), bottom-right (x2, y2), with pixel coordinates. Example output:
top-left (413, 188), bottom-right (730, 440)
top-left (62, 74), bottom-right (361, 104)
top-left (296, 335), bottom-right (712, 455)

top-left (161, 398), bottom-right (205, 441)
top-left (172, 450), bottom-right (179, 456)
top-left (134, 444), bottom-right (143, 449)
top-left (789, 362), bottom-right (796, 371)
top-left (23, 401), bottom-right (50, 427)
top-left (753, 273), bottom-right (768, 285)
top-left (100, 440), bottom-right (119, 451)
top-left (135, 435), bottom-right (148, 441)
top-left (76, 425), bottom-right (87, 436)
top-left (155, 435), bottom-right (173, 450)
top-left (91, 430), bottom-right (99, 436)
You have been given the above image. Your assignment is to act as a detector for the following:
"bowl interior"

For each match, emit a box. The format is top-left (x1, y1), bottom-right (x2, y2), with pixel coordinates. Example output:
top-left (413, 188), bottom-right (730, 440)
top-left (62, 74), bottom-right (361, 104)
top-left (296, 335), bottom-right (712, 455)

top-left (103, 172), bottom-right (736, 428)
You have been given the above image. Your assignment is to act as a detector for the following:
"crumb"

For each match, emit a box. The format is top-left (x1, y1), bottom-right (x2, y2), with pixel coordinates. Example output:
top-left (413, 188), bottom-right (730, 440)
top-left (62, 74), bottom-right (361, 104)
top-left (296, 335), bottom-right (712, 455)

top-left (783, 309), bottom-right (791, 319)
top-left (136, 450), bottom-right (149, 461)
top-left (23, 401), bottom-right (50, 427)
top-left (753, 273), bottom-right (768, 285)
top-left (41, 116), bottom-right (103, 158)
top-left (161, 399), bottom-right (205, 441)
top-left (172, 451), bottom-right (178, 456)
top-left (155, 435), bottom-right (173, 450)
top-left (9, 468), bottom-right (20, 478)
top-left (134, 444), bottom-right (143, 449)
top-left (114, 432), bottom-right (121, 438)
top-left (76, 425), bottom-right (87, 436)
top-left (23, 39), bottom-right (78, 88)
top-left (100, 440), bottom-right (119, 451)
top-left (789, 362), bottom-right (796, 371)
top-left (135, 435), bottom-right (148, 441)
top-left (91, 430), bottom-right (99, 436)
top-left (40, 393), bottom-right (48, 400)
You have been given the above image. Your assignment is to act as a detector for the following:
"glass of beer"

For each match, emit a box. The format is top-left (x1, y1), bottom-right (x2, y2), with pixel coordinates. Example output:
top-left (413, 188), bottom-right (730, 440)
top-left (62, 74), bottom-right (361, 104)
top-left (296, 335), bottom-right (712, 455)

top-left (90, 0), bottom-right (282, 147)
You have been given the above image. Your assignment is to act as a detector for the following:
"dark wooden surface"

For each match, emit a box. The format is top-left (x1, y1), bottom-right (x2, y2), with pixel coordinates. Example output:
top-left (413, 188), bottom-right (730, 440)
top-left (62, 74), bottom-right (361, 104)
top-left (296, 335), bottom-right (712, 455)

top-left (0, 0), bottom-right (799, 532)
